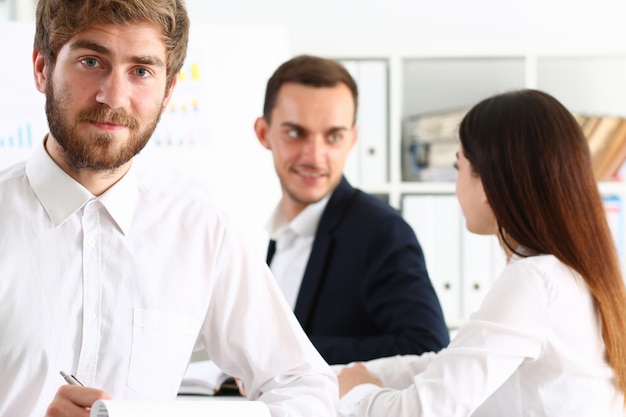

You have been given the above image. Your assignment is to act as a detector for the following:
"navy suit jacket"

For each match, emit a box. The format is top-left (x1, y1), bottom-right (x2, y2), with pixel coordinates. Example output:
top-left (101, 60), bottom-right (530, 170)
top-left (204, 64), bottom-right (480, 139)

top-left (274, 177), bottom-right (449, 364)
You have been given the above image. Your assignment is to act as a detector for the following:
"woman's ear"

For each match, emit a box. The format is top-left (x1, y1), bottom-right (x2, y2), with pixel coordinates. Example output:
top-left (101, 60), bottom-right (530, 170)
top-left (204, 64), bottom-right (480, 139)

top-left (479, 180), bottom-right (489, 206)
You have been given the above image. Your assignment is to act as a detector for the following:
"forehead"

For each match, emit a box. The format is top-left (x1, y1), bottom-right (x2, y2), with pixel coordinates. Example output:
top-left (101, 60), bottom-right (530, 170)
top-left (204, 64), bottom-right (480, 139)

top-left (63, 22), bottom-right (167, 62)
top-left (272, 82), bottom-right (355, 123)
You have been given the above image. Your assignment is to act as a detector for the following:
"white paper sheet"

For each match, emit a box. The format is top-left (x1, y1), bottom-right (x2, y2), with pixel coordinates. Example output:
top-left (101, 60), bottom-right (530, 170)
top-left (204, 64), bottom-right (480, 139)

top-left (90, 399), bottom-right (269, 417)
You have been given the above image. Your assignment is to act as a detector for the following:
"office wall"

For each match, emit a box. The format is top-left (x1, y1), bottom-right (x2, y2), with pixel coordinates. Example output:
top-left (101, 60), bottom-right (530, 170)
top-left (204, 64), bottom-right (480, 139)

top-left (0, 0), bottom-right (8, 21)
top-left (2, 0), bottom-right (33, 20)
top-left (185, 0), bottom-right (626, 46)
top-left (11, 0), bottom-right (626, 44)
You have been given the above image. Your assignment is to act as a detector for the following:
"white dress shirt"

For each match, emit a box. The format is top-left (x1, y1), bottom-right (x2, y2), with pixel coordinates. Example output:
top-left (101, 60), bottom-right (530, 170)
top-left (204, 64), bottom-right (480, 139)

top-left (0, 141), bottom-right (337, 417)
top-left (338, 253), bottom-right (625, 417)
top-left (266, 196), bottom-right (329, 309)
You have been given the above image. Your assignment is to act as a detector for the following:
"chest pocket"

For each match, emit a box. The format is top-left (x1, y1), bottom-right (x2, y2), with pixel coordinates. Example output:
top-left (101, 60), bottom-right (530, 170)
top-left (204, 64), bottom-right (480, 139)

top-left (127, 308), bottom-right (198, 399)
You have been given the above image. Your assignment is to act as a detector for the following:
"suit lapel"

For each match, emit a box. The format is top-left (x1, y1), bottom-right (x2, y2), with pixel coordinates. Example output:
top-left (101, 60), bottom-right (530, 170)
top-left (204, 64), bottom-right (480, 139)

top-left (294, 177), bottom-right (358, 329)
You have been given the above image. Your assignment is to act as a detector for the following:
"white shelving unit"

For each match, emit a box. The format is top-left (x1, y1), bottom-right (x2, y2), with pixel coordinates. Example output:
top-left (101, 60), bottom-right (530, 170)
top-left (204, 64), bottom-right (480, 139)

top-left (293, 40), bottom-right (626, 328)
top-left (294, 40), bottom-right (626, 200)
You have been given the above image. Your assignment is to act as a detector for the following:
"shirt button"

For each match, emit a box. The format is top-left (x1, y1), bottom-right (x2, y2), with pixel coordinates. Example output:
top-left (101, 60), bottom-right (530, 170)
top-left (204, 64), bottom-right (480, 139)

top-left (87, 238), bottom-right (96, 247)
top-left (87, 310), bottom-right (97, 320)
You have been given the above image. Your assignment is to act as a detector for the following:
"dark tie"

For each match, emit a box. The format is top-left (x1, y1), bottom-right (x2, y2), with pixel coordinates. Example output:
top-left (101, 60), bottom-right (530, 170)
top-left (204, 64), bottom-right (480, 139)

top-left (266, 239), bottom-right (276, 265)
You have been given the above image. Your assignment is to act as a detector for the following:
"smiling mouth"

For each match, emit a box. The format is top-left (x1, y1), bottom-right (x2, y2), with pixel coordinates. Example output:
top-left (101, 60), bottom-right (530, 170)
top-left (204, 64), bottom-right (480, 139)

top-left (294, 167), bottom-right (327, 179)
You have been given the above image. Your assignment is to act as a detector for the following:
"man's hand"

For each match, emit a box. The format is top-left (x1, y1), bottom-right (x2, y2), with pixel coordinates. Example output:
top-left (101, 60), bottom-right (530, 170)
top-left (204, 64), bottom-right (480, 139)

top-left (46, 385), bottom-right (111, 417)
top-left (337, 362), bottom-right (382, 398)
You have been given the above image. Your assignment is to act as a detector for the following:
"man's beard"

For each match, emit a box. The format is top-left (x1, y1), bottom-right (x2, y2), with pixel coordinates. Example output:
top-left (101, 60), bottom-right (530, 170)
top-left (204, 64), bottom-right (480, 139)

top-left (45, 78), bottom-right (163, 171)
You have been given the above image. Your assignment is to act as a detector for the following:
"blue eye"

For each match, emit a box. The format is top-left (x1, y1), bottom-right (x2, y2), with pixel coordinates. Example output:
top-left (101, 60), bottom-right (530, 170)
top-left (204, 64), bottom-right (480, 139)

top-left (287, 129), bottom-right (299, 138)
top-left (135, 67), bottom-right (149, 77)
top-left (82, 58), bottom-right (99, 67)
top-left (328, 133), bottom-right (342, 143)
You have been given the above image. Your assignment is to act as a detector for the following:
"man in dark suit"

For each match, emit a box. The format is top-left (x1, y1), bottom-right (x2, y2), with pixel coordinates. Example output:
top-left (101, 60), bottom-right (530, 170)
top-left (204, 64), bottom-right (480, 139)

top-left (254, 55), bottom-right (449, 365)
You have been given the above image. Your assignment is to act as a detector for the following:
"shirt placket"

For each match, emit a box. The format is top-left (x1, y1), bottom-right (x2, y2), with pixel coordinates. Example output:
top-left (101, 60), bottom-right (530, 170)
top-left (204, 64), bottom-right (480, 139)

top-left (76, 200), bottom-right (103, 386)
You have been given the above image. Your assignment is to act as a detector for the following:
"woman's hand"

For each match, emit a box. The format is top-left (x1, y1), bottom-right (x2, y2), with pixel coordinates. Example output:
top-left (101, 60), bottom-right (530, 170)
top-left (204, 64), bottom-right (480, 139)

top-left (337, 362), bottom-right (382, 398)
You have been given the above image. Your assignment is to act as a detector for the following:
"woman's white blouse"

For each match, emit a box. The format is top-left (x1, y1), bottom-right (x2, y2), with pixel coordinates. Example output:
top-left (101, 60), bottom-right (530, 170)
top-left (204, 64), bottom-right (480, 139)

top-left (339, 254), bottom-right (625, 417)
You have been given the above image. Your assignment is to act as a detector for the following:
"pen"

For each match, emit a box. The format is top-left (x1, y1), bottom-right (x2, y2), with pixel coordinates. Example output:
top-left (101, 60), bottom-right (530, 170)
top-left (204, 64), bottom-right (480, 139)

top-left (60, 370), bottom-right (84, 386)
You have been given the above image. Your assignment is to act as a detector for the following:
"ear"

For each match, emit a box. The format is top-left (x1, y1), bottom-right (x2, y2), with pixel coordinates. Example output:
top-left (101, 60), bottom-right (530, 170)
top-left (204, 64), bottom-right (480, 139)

top-left (161, 76), bottom-right (178, 114)
top-left (254, 116), bottom-right (271, 150)
top-left (33, 50), bottom-right (48, 94)
top-left (480, 185), bottom-right (490, 206)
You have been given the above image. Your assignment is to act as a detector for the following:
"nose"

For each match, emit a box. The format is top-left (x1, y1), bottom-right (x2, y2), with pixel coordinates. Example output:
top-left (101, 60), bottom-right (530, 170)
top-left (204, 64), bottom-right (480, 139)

top-left (96, 71), bottom-right (131, 109)
top-left (302, 135), bottom-right (326, 162)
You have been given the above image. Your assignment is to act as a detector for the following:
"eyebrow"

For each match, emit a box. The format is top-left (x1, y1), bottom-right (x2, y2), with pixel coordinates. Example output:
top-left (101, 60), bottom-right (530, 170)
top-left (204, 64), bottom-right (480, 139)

top-left (70, 39), bottom-right (166, 68)
top-left (280, 122), bottom-right (349, 133)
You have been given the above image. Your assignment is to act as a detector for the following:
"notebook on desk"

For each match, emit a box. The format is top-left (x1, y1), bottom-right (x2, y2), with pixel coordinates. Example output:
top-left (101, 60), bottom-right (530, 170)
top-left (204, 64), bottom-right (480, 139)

top-left (178, 359), bottom-right (242, 397)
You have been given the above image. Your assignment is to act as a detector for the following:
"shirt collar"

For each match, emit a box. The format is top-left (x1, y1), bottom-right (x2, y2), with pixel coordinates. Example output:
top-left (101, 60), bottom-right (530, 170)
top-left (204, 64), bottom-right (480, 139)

top-left (26, 138), bottom-right (138, 234)
top-left (97, 167), bottom-right (137, 235)
top-left (267, 194), bottom-right (331, 240)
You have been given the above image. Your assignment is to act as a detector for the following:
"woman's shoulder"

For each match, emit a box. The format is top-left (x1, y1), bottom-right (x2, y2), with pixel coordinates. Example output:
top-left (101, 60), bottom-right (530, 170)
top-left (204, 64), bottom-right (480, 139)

top-left (501, 253), bottom-right (586, 303)
top-left (509, 253), bottom-right (565, 272)
top-left (507, 254), bottom-right (576, 280)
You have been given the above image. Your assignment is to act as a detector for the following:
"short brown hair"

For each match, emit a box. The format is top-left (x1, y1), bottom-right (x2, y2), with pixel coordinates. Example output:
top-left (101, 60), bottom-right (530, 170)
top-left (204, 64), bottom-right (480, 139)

top-left (262, 54), bottom-right (358, 125)
top-left (34, 0), bottom-right (190, 89)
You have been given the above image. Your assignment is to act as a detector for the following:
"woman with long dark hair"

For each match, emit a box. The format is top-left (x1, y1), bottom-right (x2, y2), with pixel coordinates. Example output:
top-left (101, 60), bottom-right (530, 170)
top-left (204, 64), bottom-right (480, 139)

top-left (337, 89), bottom-right (626, 417)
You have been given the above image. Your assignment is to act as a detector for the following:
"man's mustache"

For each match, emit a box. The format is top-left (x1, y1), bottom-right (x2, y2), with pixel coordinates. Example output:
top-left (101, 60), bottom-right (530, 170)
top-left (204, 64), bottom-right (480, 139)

top-left (77, 106), bottom-right (139, 129)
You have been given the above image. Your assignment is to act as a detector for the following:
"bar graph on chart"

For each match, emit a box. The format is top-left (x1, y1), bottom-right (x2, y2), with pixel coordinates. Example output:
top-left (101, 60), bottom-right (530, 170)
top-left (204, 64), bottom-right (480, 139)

top-left (0, 120), bottom-right (46, 168)
top-left (150, 57), bottom-right (212, 148)
top-left (0, 23), bottom-right (47, 169)
top-left (0, 123), bottom-right (33, 150)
